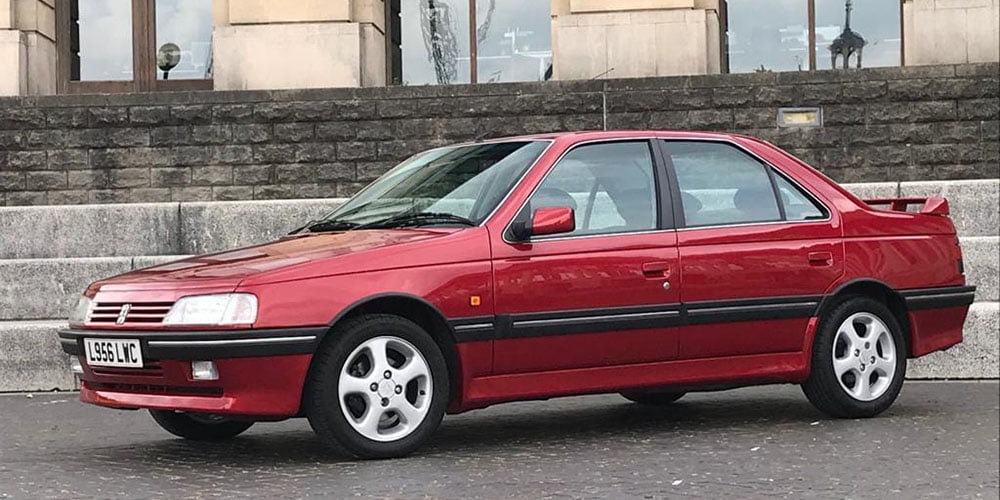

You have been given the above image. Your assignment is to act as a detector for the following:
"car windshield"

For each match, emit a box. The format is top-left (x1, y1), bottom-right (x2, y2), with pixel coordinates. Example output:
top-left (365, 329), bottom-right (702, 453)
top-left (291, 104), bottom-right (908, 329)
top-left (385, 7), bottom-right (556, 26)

top-left (310, 141), bottom-right (549, 230)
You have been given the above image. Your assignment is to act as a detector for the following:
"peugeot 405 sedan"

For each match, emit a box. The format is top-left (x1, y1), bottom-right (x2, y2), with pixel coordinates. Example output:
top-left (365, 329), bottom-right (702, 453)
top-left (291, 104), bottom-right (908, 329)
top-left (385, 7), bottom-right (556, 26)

top-left (60, 131), bottom-right (975, 458)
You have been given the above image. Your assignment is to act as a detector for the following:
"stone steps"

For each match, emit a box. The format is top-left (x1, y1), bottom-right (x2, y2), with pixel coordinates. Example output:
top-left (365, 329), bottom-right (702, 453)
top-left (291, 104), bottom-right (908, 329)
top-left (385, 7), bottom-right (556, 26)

top-left (0, 198), bottom-right (345, 259)
top-left (0, 179), bottom-right (996, 392)
top-left (0, 180), bottom-right (996, 259)
top-left (0, 321), bottom-right (75, 392)
top-left (0, 255), bottom-right (189, 321)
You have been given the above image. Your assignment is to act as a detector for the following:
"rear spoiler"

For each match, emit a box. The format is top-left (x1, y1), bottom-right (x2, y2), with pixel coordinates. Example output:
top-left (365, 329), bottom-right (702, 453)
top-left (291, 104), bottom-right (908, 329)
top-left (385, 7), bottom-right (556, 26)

top-left (863, 196), bottom-right (950, 216)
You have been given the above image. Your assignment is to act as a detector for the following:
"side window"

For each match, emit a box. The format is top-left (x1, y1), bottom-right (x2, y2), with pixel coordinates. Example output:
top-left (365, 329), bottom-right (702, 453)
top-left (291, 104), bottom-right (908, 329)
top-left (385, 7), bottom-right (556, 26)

top-left (668, 142), bottom-right (781, 227)
top-left (526, 141), bottom-right (658, 237)
top-left (774, 174), bottom-right (827, 221)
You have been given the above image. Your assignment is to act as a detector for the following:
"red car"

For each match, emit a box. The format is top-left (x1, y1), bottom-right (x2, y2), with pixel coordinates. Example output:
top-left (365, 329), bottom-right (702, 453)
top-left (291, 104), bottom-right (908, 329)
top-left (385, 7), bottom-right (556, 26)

top-left (60, 131), bottom-right (974, 458)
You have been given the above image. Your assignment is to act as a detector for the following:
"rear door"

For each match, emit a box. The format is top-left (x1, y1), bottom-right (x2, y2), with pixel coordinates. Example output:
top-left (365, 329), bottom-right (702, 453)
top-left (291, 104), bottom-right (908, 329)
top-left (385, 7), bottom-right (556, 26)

top-left (490, 140), bottom-right (681, 374)
top-left (659, 140), bottom-right (843, 359)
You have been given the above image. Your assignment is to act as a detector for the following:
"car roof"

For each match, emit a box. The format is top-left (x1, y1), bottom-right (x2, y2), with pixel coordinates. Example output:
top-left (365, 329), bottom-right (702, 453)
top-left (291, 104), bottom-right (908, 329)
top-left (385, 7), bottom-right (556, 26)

top-left (481, 130), bottom-right (752, 143)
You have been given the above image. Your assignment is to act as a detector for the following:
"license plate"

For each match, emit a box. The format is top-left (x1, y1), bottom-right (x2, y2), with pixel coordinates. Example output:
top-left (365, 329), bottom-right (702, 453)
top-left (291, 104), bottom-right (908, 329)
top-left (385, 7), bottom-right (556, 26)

top-left (83, 338), bottom-right (144, 368)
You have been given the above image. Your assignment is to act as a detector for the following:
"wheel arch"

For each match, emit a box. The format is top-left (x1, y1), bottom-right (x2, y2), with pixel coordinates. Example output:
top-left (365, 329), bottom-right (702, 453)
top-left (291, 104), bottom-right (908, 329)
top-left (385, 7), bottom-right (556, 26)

top-left (817, 278), bottom-right (913, 356)
top-left (302, 293), bottom-right (463, 412)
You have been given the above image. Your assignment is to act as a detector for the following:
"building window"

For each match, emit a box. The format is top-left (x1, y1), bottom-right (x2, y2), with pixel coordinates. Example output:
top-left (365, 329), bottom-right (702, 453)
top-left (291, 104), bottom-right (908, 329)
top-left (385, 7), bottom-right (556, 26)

top-left (57, 0), bottom-right (213, 93)
top-left (392, 0), bottom-right (552, 86)
top-left (725, 0), bottom-right (903, 73)
top-left (726, 0), bottom-right (810, 73)
top-left (814, 0), bottom-right (901, 69)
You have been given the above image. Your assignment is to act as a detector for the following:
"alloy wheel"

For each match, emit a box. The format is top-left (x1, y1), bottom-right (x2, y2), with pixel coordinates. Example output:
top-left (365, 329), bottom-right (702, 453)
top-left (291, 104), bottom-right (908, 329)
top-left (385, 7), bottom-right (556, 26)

top-left (832, 312), bottom-right (897, 402)
top-left (338, 336), bottom-right (433, 442)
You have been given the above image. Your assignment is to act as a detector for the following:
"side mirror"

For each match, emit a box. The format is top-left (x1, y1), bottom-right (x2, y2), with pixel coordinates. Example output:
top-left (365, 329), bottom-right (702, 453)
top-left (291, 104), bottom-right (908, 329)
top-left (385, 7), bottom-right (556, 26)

top-left (530, 206), bottom-right (575, 237)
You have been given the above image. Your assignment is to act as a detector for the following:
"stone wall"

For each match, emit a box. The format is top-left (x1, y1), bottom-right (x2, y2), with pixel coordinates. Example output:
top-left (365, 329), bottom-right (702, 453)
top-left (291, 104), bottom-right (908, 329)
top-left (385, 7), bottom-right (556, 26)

top-left (0, 63), bottom-right (997, 206)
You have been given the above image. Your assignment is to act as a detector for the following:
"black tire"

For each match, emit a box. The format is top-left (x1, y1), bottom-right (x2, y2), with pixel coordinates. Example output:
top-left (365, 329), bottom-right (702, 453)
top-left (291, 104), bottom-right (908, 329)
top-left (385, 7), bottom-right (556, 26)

top-left (620, 391), bottom-right (686, 405)
top-left (149, 410), bottom-right (254, 441)
top-left (305, 314), bottom-right (450, 459)
top-left (802, 296), bottom-right (907, 418)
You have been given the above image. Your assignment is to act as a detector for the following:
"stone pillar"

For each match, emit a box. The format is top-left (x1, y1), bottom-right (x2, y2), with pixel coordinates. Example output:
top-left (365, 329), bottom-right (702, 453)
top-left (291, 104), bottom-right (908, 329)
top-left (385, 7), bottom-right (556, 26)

top-left (212, 0), bottom-right (386, 90)
top-left (550, 0), bottom-right (722, 81)
top-left (903, 0), bottom-right (1000, 66)
top-left (0, 0), bottom-right (56, 96)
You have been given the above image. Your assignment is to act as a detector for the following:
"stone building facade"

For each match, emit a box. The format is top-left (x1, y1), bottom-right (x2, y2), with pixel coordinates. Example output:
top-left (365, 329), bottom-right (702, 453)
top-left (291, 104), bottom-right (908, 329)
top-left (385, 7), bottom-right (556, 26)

top-left (0, 0), bottom-right (997, 96)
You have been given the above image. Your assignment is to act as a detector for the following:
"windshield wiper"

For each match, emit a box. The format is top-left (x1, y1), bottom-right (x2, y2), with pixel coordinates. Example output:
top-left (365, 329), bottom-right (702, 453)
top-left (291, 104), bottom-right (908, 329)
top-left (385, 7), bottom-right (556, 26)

top-left (289, 219), bottom-right (360, 234)
top-left (356, 212), bottom-right (476, 230)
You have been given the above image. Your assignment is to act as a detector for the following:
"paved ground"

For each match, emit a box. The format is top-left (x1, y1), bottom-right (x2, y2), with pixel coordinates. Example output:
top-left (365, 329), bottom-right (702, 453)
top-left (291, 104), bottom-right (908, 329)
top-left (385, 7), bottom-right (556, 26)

top-left (0, 382), bottom-right (996, 499)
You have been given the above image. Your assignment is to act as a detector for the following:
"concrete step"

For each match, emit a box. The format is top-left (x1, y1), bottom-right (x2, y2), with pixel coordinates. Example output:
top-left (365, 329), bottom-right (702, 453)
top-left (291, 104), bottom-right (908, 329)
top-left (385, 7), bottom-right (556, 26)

top-left (1, 303), bottom-right (995, 392)
top-left (909, 302), bottom-right (1000, 379)
top-left (962, 236), bottom-right (999, 303)
top-left (0, 255), bottom-right (189, 321)
top-left (844, 179), bottom-right (999, 237)
top-left (0, 199), bottom-right (345, 260)
top-left (0, 180), bottom-right (996, 260)
top-left (0, 320), bottom-right (74, 392)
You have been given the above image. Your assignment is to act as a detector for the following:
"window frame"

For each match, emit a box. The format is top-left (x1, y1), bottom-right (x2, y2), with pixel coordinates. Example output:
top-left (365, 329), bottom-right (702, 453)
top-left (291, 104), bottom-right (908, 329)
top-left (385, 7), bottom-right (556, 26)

top-left (55, 0), bottom-right (213, 94)
top-left (503, 138), bottom-right (675, 244)
top-left (657, 139), bottom-right (831, 231)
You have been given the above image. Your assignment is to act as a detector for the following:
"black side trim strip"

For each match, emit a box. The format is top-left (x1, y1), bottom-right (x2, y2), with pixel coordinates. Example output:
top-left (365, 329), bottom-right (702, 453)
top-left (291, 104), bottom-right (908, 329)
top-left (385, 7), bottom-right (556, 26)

top-left (686, 302), bottom-right (820, 325)
top-left (510, 309), bottom-right (682, 339)
top-left (685, 295), bottom-right (823, 325)
top-left (58, 327), bottom-right (326, 360)
top-left (449, 316), bottom-right (497, 343)
top-left (899, 285), bottom-right (977, 311)
top-left (897, 285), bottom-right (976, 297)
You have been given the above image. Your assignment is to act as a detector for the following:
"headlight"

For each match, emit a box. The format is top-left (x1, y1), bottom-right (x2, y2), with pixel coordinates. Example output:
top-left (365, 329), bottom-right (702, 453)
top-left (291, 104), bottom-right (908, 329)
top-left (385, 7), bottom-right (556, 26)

top-left (68, 295), bottom-right (92, 326)
top-left (163, 293), bottom-right (258, 326)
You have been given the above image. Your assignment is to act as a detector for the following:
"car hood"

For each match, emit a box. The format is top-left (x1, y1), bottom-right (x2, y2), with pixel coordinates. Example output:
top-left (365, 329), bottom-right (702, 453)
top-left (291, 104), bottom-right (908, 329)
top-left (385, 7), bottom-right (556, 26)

top-left (94, 228), bottom-right (470, 292)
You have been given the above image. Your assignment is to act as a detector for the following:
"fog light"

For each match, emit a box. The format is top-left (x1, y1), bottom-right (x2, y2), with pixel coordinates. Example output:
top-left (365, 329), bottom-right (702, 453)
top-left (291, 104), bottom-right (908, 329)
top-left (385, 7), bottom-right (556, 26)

top-left (70, 356), bottom-right (84, 376)
top-left (191, 361), bottom-right (218, 381)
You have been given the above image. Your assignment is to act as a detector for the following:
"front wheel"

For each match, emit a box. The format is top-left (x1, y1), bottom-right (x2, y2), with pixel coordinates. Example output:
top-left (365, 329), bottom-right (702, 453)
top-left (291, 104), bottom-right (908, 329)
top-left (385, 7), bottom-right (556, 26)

top-left (305, 314), bottom-right (450, 459)
top-left (802, 296), bottom-right (907, 418)
top-left (149, 410), bottom-right (254, 440)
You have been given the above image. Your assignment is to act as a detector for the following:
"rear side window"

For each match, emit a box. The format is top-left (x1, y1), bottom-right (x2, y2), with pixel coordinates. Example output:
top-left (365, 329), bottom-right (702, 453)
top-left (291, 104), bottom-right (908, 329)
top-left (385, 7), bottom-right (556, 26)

top-left (774, 174), bottom-right (827, 221)
top-left (668, 141), bottom-right (781, 227)
top-left (525, 141), bottom-right (657, 237)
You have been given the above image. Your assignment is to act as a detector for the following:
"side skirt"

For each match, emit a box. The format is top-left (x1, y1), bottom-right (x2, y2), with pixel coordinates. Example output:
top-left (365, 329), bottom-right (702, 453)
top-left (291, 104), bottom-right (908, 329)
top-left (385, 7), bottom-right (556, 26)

top-left (456, 351), bottom-right (809, 412)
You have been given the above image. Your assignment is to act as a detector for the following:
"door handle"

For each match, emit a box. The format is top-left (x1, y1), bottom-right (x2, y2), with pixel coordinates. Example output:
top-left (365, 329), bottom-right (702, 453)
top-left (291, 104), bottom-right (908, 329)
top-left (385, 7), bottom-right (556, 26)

top-left (642, 261), bottom-right (671, 278)
top-left (808, 251), bottom-right (834, 265)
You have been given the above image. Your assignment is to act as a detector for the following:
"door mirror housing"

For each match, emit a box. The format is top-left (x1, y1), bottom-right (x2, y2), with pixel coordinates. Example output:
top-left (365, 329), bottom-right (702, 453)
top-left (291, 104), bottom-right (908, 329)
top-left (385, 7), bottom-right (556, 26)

top-left (530, 206), bottom-right (575, 237)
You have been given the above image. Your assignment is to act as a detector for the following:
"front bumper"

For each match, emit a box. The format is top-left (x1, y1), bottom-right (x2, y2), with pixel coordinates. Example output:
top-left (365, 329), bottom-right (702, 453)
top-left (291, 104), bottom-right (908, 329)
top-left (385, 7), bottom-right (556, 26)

top-left (58, 326), bottom-right (326, 359)
top-left (59, 326), bottom-right (326, 417)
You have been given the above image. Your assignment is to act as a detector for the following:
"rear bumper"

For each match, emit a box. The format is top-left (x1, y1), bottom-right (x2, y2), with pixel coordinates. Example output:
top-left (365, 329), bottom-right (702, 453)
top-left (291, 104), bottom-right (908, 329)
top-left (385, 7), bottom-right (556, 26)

top-left (900, 286), bottom-right (976, 358)
top-left (59, 326), bottom-right (324, 417)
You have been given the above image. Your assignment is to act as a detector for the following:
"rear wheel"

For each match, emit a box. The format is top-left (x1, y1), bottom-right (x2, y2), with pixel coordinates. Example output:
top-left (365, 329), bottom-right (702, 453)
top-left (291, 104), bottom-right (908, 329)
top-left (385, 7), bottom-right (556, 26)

top-left (620, 391), bottom-right (686, 406)
top-left (149, 410), bottom-right (254, 441)
top-left (802, 296), bottom-right (906, 418)
top-left (305, 314), bottom-right (449, 459)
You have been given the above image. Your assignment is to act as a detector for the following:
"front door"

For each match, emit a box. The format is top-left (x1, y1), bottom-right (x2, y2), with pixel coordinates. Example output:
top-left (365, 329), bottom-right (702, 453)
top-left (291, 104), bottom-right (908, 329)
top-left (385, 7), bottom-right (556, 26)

top-left (660, 140), bottom-right (843, 359)
top-left (491, 140), bottom-right (680, 375)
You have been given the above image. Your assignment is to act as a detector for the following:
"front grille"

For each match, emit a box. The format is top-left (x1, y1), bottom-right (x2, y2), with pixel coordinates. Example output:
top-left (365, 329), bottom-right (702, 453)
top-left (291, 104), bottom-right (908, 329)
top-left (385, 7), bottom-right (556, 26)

top-left (87, 381), bottom-right (223, 397)
top-left (89, 360), bottom-right (164, 377)
top-left (89, 302), bottom-right (174, 324)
